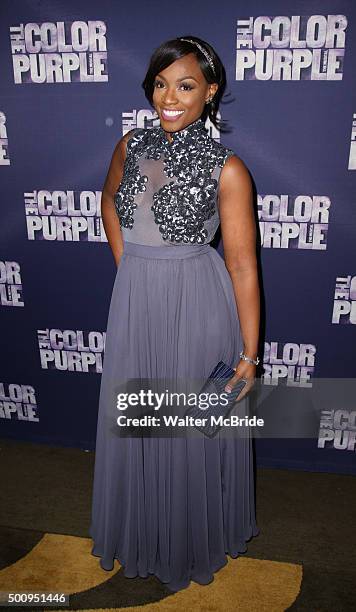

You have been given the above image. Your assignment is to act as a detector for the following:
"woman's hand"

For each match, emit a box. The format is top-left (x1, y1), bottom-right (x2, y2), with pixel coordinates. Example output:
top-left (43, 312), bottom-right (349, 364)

top-left (224, 360), bottom-right (256, 401)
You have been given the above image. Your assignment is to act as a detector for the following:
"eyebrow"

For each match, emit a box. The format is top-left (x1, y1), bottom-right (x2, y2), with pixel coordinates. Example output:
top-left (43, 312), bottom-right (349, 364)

top-left (156, 74), bottom-right (199, 83)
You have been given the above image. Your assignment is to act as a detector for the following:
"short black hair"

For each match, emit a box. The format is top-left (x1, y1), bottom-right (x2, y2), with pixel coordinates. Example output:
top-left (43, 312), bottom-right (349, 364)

top-left (141, 35), bottom-right (231, 133)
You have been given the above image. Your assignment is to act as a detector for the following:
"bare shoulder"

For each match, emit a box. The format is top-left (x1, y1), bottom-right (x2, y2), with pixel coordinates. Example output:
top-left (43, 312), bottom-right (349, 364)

top-left (116, 127), bottom-right (137, 155)
top-left (219, 153), bottom-right (252, 192)
top-left (122, 128), bottom-right (137, 145)
top-left (102, 128), bottom-right (140, 194)
top-left (109, 128), bottom-right (138, 170)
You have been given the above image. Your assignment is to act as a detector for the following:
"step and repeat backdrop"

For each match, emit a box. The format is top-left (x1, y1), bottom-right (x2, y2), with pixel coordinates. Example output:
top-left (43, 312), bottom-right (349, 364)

top-left (1, 0), bottom-right (355, 474)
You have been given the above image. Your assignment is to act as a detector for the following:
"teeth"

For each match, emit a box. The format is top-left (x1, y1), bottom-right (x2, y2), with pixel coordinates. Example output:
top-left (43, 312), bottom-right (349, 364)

top-left (163, 109), bottom-right (184, 116)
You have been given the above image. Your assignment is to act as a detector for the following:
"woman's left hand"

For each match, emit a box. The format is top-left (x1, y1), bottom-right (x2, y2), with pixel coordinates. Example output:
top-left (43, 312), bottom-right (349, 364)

top-left (224, 360), bottom-right (256, 401)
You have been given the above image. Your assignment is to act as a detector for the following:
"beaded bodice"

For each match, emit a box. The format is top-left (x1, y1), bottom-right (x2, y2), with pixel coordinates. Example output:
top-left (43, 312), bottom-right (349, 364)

top-left (114, 117), bottom-right (235, 246)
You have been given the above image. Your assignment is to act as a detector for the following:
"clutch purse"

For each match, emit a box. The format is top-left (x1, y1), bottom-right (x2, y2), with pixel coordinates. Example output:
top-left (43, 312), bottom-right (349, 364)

top-left (184, 360), bottom-right (247, 438)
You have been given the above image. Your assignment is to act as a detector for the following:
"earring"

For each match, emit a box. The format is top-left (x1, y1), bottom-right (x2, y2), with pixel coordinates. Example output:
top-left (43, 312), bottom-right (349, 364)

top-left (205, 97), bottom-right (212, 104)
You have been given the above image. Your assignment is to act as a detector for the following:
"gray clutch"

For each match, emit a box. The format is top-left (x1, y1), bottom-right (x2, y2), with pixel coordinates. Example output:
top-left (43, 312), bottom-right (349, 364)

top-left (184, 360), bottom-right (247, 438)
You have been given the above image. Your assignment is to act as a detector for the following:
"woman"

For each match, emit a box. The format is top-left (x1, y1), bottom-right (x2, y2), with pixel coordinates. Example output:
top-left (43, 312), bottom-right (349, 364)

top-left (89, 35), bottom-right (260, 592)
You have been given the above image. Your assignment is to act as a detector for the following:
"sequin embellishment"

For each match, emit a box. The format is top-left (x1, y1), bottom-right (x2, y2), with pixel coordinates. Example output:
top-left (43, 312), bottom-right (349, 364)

top-left (114, 118), bottom-right (235, 243)
top-left (114, 132), bottom-right (148, 229)
top-left (152, 119), bottom-right (234, 243)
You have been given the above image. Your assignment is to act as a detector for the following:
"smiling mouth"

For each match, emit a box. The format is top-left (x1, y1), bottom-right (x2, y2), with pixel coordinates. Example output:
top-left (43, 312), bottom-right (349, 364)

top-left (161, 109), bottom-right (185, 120)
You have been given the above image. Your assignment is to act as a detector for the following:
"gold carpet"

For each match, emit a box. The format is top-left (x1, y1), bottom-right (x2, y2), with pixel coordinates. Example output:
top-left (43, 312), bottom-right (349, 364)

top-left (0, 533), bottom-right (302, 611)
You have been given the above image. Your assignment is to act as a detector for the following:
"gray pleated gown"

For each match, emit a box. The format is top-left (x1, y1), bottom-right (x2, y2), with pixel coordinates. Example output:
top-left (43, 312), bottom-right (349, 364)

top-left (89, 117), bottom-right (259, 592)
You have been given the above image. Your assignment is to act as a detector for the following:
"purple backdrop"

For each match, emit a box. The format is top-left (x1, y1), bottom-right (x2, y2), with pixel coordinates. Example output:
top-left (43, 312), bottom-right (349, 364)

top-left (1, 0), bottom-right (355, 474)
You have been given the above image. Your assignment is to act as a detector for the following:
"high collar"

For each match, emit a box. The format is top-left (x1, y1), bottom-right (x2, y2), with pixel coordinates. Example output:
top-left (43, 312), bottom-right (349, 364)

top-left (157, 117), bottom-right (207, 146)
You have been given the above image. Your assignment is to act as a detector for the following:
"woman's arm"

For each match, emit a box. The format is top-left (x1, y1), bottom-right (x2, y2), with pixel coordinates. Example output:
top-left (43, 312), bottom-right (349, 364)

top-left (101, 130), bottom-right (135, 266)
top-left (218, 154), bottom-right (260, 394)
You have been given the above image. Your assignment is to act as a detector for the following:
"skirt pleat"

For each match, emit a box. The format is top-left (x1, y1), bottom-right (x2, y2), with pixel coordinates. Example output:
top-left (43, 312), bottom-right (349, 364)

top-left (89, 241), bottom-right (259, 592)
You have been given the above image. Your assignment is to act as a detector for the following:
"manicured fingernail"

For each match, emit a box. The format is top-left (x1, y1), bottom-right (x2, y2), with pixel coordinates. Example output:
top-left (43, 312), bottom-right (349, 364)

top-left (225, 386), bottom-right (232, 393)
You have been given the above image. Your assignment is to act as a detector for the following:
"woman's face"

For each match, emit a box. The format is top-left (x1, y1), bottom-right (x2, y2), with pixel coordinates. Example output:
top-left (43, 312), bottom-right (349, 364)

top-left (152, 52), bottom-right (218, 136)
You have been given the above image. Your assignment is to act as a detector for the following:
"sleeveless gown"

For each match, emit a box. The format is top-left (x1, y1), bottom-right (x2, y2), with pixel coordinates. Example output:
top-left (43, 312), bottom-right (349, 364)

top-left (89, 117), bottom-right (259, 592)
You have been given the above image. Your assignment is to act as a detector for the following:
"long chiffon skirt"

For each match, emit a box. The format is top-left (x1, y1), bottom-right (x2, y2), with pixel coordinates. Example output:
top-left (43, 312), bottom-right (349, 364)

top-left (89, 240), bottom-right (259, 592)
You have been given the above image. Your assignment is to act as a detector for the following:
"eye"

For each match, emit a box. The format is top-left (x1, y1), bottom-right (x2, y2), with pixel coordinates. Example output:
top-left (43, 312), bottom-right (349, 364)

top-left (153, 80), bottom-right (194, 91)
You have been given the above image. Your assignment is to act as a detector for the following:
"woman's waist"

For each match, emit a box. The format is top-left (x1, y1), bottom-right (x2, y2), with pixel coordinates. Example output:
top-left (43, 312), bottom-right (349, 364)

top-left (122, 240), bottom-right (213, 259)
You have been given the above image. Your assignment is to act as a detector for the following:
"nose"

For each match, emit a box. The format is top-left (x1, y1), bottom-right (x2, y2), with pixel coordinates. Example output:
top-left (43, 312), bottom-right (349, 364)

top-left (161, 87), bottom-right (179, 105)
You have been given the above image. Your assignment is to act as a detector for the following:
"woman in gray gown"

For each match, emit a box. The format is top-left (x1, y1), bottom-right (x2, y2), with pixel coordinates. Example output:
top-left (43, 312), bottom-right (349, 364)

top-left (89, 35), bottom-right (260, 592)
